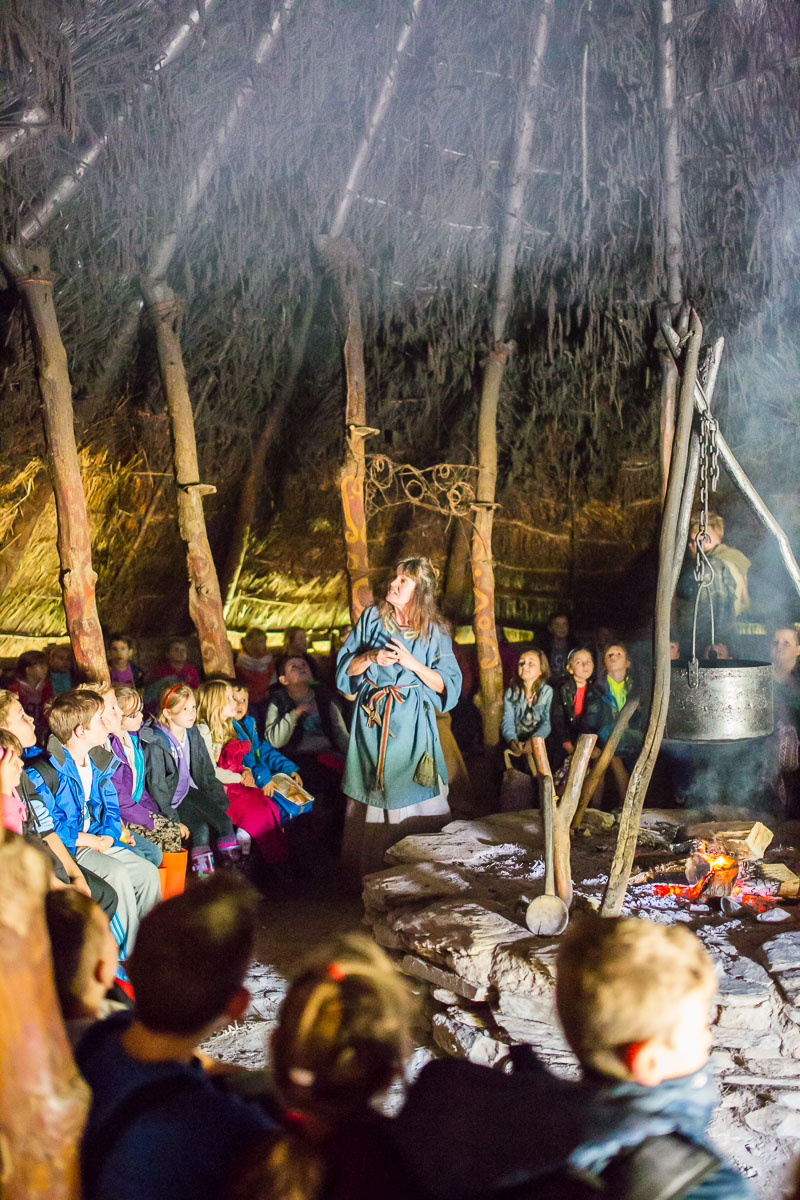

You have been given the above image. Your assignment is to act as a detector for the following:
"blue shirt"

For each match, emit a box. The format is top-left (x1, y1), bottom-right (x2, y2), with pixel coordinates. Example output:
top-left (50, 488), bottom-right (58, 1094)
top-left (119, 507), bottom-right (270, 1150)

top-left (76, 1012), bottom-right (272, 1200)
top-left (501, 684), bottom-right (553, 743)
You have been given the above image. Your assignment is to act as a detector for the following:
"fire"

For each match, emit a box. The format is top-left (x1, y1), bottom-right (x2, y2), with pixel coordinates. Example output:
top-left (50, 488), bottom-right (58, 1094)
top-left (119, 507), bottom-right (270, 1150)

top-left (651, 848), bottom-right (778, 912)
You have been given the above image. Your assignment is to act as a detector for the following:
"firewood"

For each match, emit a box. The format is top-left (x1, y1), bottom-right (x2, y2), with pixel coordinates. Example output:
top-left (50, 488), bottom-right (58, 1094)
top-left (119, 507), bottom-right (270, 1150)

top-left (683, 821), bottom-right (773, 862)
top-left (738, 862), bottom-right (800, 898)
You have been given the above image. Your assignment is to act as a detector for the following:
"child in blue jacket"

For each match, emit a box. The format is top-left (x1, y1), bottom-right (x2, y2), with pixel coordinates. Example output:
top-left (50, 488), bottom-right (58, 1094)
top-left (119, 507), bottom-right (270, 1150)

top-left (27, 689), bottom-right (161, 967)
top-left (501, 648), bottom-right (553, 755)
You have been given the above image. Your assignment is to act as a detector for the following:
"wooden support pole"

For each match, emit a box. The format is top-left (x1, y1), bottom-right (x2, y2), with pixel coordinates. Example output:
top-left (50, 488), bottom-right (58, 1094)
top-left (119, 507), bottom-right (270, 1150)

top-left (600, 310), bottom-right (702, 917)
top-left (472, 0), bottom-right (554, 747)
top-left (442, 515), bottom-right (472, 622)
top-left (572, 697), bottom-right (640, 830)
top-left (142, 279), bottom-right (233, 677)
top-left (1, 247), bottom-right (108, 682)
top-left (0, 831), bottom-right (88, 1200)
top-left (319, 237), bottom-right (376, 624)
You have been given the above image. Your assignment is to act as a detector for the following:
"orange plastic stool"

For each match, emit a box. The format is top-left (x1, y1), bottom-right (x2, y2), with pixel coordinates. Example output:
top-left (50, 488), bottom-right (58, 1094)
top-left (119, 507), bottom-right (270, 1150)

top-left (161, 849), bottom-right (188, 899)
top-left (157, 866), bottom-right (168, 898)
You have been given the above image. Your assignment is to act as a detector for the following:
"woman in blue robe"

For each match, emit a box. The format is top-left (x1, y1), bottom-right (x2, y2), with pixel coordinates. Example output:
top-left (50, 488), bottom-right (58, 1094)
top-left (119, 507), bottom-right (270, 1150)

top-left (336, 556), bottom-right (462, 875)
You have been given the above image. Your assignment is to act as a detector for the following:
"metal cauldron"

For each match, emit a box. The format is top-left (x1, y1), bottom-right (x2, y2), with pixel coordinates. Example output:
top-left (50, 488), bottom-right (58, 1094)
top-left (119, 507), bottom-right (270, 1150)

top-left (666, 658), bottom-right (774, 742)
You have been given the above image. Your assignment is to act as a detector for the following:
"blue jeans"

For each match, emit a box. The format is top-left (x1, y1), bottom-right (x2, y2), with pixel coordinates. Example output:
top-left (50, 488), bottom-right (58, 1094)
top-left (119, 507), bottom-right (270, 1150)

top-left (128, 831), bottom-right (163, 867)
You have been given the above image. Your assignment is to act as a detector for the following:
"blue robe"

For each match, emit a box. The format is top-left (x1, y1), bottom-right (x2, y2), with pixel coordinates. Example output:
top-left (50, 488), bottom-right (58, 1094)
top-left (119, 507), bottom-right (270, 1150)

top-left (336, 605), bottom-right (462, 810)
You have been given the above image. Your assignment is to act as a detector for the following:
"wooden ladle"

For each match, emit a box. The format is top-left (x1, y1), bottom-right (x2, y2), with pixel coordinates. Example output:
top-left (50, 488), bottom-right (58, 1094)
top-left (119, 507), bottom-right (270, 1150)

top-left (524, 734), bottom-right (597, 935)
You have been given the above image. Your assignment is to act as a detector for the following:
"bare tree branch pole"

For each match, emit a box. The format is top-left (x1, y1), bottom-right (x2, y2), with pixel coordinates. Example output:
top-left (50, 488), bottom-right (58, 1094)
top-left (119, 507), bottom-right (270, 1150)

top-left (656, 0), bottom-right (684, 502)
top-left (0, 832), bottom-right (89, 1200)
top-left (1, 245), bottom-right (108, 682)
top-left (601, 310), bottom-right (703, 917)
top-left (472, 0), bottom-right (554, 747)
top-left (222, 0), bottom-right (423, 603)
top-left (319, 236), bottom-right (376, 623)
top-left (142, 279), bottom-right (233, 677)
top-left (18, 0), bottom-right (224, 245)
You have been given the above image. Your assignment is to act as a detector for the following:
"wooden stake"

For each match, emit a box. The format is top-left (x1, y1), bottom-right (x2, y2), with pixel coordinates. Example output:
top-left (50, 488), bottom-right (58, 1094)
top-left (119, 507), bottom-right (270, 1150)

top-left (600, 311), bottom-right (703, 917)
top-left (142, 279), bottom-right (233, 677)
top-left (319, 236), bottom-right (376, 624)
top-left (0, 834), bottom-right (88, 1200)
top-left (472, 0), bottom-right (554, 746)
top-left (1, 246), bottom-right (108, 682)
top-left (572, 696), bottom-right (640, 829)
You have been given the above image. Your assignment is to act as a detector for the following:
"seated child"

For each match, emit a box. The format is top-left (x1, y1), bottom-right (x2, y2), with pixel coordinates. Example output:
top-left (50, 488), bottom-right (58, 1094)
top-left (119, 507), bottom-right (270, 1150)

top-left (196, 679), bottom-right (287, 866)
top-left (539, 610), bottom-right (575, 687)
top-left (0, 689), bottom-right (119, 916)
top-left (595, 642), bottom-right (642, 756)
top-left (235, 627), bottom-right (276, 731)
top-left (149, 638), bottom-right (201, 690)
top-left (140, 682), bottom-right (239, 877)
top-left (549, 647), bottom-right (603, 773)
top-left (230, 682), bottom-right (301, 790)
top-left (554, 914), bottom-right (750, 1197)
top-left (9, 649), bottom-right (53, 741)
top-left (265, 655), bottom-right (348, 782)
top-left (76, 875), bottom-right (274, 1200)
top-left (229, 933), bottom-right (414, 1200)
top-left (26, 689), bottom-right (161, 968)
top-left (107, 633), bottom-right (145, 688)
top-left (77, 681), bottom-right (163, 868)
top-left (45, 888), bottom-right (121, 1049)
top-left (391, 915), bottom-right (750, 1200)
top-left (111, 685), bottom-right (183, 856)
top-left (501, 648), bottom-right (553, 760)
top-left (48, 642), bottom-right (76, 694)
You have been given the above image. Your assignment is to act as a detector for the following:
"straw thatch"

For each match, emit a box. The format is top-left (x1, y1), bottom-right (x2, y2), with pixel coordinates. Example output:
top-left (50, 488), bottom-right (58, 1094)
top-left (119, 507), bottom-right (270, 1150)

top-left (0, 0), bottom-right (797, 649)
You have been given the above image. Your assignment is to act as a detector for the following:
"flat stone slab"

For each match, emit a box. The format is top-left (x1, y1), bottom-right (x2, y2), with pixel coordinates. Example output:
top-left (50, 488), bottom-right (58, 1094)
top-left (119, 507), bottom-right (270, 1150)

top-left (745, 1104), bottom-right (800, 1139)
top-left (774, 970), bottom-right (800, 1005)
top-left (362, 862), bottom-right (472, 912)
top-left (401, 953), bottom-right (489, 1001)
top-left (389, 901), bottom-right (530, 988)
top-left (491, 1011), bottom-right (576, 1062)
top-left (385, 832), bottom-right (529, 868)
top-left (432, 1008), bottom-right (511, 1068)
top-left (717, 956), bottom-right (774, 1006)
top-left (762, 932), bottom-right (800, 974)
top-left (492, 988), bottom-right (557, 1023)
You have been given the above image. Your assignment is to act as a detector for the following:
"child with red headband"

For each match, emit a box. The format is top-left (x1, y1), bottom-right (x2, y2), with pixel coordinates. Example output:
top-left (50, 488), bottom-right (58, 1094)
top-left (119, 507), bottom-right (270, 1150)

top-left (140, 682), bottom-right (240, 876)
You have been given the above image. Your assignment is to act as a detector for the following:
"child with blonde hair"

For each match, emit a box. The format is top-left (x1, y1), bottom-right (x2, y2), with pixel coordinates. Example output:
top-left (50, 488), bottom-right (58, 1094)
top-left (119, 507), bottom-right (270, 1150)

top-left (140, 682), bottom-right (239, 877)
top-left (196, 679), bottom-right (288, 867)
top-left (230, 933), bottom-right (414, 1200)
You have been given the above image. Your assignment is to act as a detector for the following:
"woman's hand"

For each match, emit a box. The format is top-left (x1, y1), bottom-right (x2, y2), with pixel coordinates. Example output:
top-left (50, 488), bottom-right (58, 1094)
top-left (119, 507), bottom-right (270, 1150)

top-left (386, 637), bottom-right (417, 671)
top-left (241, 768), bottom-right (256, 789)
top-left (374, 646), bottom-right (400, 667)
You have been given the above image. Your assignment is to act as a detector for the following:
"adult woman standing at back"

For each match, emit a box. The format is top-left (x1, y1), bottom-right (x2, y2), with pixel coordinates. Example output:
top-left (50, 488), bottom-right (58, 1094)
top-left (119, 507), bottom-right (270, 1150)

top-left (336, 557), bottom-right (461, 876)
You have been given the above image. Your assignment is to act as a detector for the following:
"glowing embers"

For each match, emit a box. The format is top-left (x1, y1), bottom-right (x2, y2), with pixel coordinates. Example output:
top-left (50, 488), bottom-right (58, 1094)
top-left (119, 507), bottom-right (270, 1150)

top-left (651, 840), bottom-right (798, 913)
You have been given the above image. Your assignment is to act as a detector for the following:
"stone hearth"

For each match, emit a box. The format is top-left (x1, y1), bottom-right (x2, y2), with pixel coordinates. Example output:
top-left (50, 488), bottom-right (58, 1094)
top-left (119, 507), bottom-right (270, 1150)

top-left (361, 807), bottom-right (800, 1198)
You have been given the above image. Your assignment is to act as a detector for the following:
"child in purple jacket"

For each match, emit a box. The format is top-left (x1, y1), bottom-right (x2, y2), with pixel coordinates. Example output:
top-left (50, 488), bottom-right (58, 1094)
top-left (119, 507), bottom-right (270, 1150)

top-left (111, 686), bottom-right (183, 855)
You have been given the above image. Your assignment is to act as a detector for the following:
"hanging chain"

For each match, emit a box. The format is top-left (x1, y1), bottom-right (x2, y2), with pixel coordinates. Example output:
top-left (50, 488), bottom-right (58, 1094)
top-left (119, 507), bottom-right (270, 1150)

top-left (691, 395), bottom-right (720, 664)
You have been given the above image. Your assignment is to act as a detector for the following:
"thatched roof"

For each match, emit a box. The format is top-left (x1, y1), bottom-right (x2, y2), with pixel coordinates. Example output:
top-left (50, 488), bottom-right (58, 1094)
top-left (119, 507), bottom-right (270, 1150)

top-left (0, 0), bottom-right (797, 647)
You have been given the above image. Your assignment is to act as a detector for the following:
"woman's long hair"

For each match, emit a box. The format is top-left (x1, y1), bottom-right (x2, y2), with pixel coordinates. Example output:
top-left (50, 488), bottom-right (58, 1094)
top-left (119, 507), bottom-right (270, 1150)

top-left (379, 556), bottom-right (446, 641)
top-left (196, 679), bottom-right (235, 746)
top-left (231, 934), bottom-right (413, 1200)
top-left (509, 647), bottom-right (550, 704)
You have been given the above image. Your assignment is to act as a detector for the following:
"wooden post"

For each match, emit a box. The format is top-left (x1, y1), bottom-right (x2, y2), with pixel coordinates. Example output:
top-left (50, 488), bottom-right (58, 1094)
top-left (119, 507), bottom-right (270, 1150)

top-left (0, 830), bottom-right (88, 1200)
top-left (319, 237), bottom-right (376, 624)
top-left (656, 0), bottom-right (684, 502)
top-left (600, 310), bottom-right (702, 917)
top-left (142, 279), bottom-right (233, 677)
top-left (1, 247), bottom-right (108, 682)
top-left (471, 0), bottom-right (554, 746)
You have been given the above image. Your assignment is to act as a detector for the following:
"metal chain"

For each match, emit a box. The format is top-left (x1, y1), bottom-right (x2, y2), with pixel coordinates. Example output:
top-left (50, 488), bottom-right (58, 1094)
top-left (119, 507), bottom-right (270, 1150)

top-left (691, 401), bottom-right (720, 661)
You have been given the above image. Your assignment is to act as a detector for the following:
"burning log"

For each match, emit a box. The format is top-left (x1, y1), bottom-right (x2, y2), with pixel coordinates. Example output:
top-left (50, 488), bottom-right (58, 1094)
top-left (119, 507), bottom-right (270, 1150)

top-left (738, 862), bottom-right (800, 899)
top-left (682, 821), bottom-right (773, 862)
